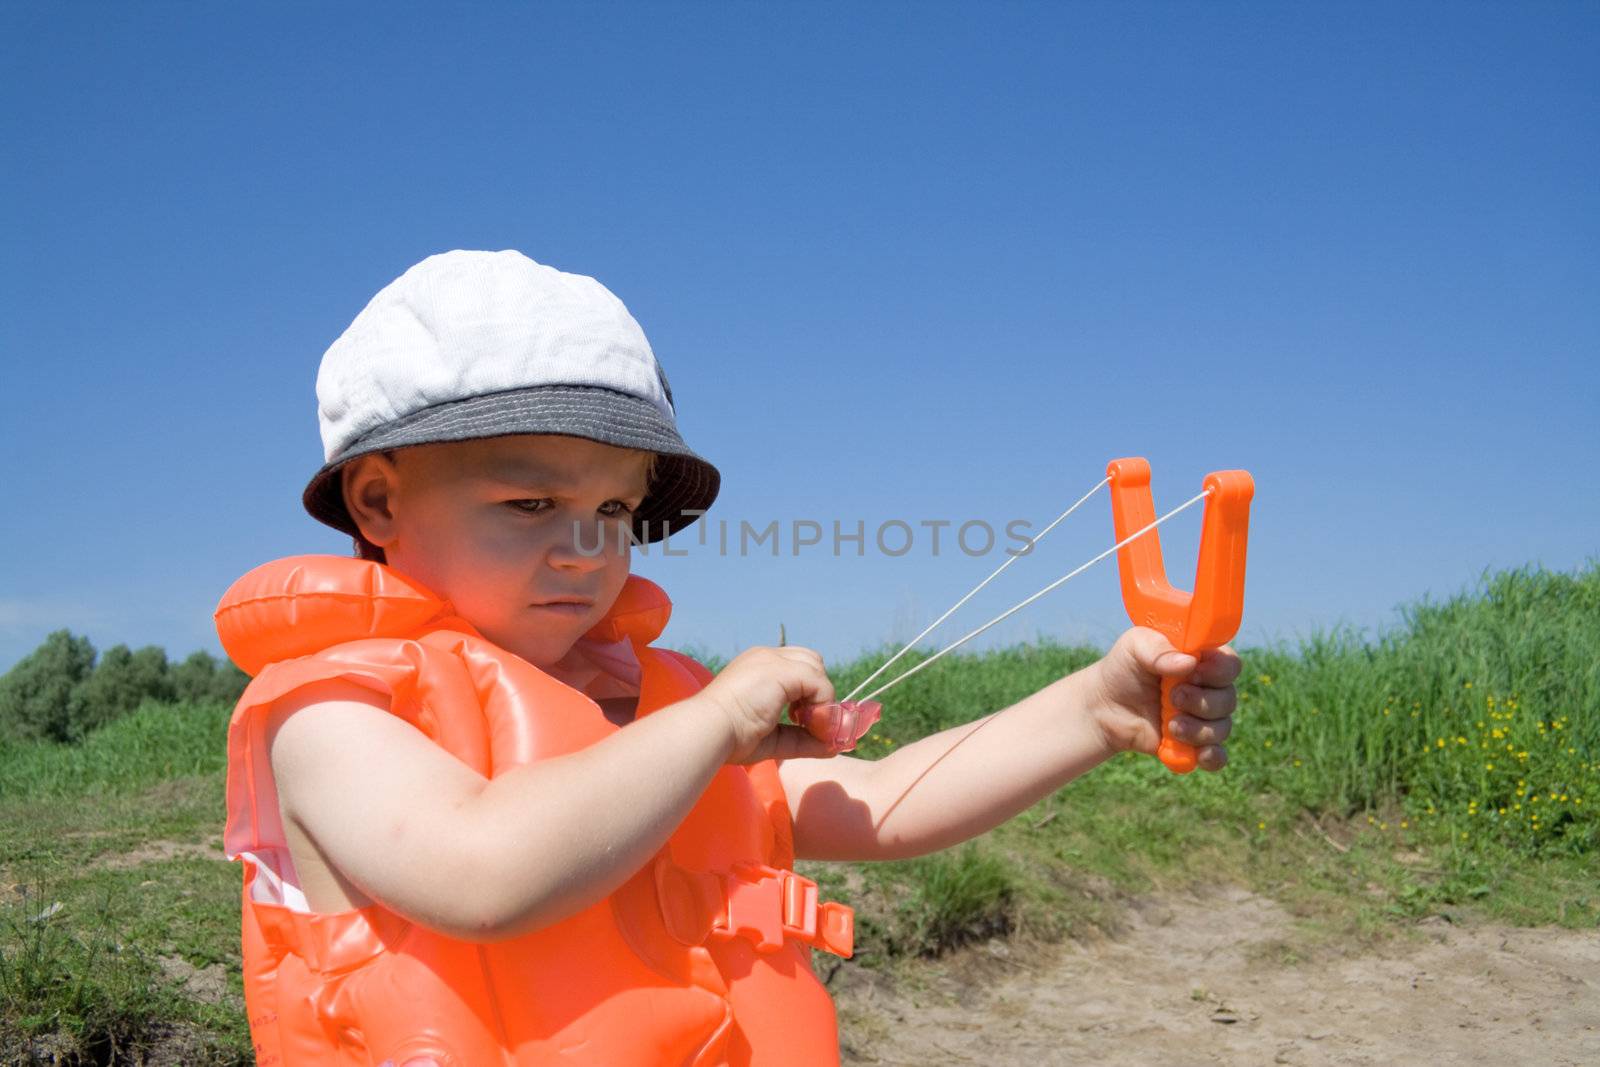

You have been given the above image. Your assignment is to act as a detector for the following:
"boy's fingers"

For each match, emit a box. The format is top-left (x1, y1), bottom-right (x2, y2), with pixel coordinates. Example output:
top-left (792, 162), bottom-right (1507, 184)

top-left (770, 724), bottom-right (839, 760)
top-left (1196, 744), bottom-right (1228, 772)
top-left (1172, 684), bottom-right (1237, 719)
top-left (1168, 713), bottom-right (1232, 746)
top-left (780, 665), bottom-right (835, 708)
top-left (775, 646), bottom-right (825, 667)
top-left (1131, 628), bottom-right (1197, 676)
top-left (1191, 645), bottom-right (1242, 686)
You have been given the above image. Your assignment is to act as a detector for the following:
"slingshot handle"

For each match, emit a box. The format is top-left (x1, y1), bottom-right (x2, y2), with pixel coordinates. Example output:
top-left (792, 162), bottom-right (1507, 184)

top-left (1158, 674), bottom-right (1199, 774)
top-left (1106, 457), bottom-right (1253, 776)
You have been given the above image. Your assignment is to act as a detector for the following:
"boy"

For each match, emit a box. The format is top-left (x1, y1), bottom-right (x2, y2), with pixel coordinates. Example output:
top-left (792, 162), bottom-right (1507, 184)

top-left (217, 249), bottom-right (1239, 1066)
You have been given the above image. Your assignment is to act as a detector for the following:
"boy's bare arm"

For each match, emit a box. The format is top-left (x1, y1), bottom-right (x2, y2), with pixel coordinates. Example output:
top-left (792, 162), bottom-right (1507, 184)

top-left (779, 631), bottom-right (1241, 861)
top-left (777, 668), bottom-right (1112, 861)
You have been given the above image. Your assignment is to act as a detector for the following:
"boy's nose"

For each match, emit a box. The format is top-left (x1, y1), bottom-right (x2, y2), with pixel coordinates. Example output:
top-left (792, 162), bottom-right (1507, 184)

top-left (547, 518), bottom-right (619, 570)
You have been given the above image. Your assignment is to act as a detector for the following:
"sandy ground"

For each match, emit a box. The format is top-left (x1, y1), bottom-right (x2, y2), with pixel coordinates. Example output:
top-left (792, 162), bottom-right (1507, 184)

top-left (833, 886), bottom-right (1599, 1066)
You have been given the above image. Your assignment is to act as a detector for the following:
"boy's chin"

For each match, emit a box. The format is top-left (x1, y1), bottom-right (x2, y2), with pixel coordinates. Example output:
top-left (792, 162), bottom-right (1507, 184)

top-left (477, 612), bottom-right (596, 673)
top-left (511, 633), bottom-right (588, 674)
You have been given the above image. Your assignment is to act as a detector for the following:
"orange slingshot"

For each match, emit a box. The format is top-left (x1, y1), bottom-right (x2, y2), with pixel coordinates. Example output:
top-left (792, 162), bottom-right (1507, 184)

top-left (1107, 457), bottom-right (1255, 774)
top-left (795, 457), bottom-right (1256, 773)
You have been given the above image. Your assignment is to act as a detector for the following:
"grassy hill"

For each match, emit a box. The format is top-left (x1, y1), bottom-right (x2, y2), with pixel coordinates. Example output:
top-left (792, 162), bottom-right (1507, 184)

top-left (2, 560), bottom-right (1594, 1064)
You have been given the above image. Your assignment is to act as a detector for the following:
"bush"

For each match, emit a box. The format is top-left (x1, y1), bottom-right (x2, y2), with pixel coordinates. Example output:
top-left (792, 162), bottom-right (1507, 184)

top-left (66, 644), bottom-right (174, 739)
top-left (0, 635), bottom-right (248, 746)
top-left (0, 630), bottom-right (97, 744)
top-left (170, 650), bottom-right (250, 708)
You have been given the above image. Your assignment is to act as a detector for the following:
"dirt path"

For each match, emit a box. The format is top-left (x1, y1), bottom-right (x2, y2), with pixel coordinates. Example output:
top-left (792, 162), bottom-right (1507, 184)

top-left (835, 886), bottom-right (1599, 1066)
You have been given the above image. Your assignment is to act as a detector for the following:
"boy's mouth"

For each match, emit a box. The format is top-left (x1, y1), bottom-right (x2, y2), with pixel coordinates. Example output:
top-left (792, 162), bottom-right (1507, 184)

top-left (530, 598), bottom-right (594, 615)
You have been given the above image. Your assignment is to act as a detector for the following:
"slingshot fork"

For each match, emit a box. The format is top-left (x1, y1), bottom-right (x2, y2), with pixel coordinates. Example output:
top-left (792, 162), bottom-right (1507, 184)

top-left (1106, 457), bottom-right (1254, 774)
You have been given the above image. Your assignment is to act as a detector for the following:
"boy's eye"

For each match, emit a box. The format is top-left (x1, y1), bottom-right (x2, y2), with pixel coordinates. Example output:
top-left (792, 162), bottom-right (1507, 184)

top-left (506, 499), bottom-right (635, 516)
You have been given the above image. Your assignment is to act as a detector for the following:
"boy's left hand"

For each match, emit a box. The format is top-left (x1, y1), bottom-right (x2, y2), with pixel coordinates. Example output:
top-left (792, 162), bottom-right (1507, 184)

top-left (1088, 628), bottom-right (1241, 772)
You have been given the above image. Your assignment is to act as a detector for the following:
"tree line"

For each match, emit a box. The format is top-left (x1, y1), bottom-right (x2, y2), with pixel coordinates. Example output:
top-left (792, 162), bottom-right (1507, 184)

top-left (0, 630), bottom-right (249, 745)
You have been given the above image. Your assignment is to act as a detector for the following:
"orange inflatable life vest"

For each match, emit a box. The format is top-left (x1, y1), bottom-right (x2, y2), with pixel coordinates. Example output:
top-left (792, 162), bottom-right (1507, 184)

top-left (215, 555), bottom-right (853, 1066)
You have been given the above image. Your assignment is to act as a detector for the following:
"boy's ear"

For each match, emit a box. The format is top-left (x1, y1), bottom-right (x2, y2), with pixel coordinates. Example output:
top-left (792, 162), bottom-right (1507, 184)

top-left (343, 454), bottom-right (401, 547)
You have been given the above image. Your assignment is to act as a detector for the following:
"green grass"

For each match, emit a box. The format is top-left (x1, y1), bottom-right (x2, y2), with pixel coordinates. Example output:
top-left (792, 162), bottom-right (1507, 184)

top-left (0, 703), bottom-right (251, 1064)
top-left (1228, 563), bottom-right (1597, 859)
top-left (0, 698), bottom-right (230, 800)
top-left (3, 559), bottom-right (1596, 1062)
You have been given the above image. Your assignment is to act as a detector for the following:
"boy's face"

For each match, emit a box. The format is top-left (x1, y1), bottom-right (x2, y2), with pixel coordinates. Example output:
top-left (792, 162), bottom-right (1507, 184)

top-left (342, 434), bottom-right (651, 671)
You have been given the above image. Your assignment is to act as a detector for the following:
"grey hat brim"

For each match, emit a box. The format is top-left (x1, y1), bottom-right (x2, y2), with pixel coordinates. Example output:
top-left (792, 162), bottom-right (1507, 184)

top-left (302, 385), bottom-right (720, 545)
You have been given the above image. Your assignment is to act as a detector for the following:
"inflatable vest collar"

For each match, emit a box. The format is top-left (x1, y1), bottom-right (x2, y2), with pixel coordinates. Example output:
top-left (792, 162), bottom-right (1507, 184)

top-left (216, 554), bottom-right (850, 1067)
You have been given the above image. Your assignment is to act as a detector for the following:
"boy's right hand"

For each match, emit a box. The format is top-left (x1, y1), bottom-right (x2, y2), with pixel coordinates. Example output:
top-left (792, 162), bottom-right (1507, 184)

top-left (697, 646), bottom-right (841, 764)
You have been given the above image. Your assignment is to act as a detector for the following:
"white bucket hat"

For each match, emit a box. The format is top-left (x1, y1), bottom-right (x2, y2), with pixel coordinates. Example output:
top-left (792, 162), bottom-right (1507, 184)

top-left (301, 249), bottom-right (720, 544)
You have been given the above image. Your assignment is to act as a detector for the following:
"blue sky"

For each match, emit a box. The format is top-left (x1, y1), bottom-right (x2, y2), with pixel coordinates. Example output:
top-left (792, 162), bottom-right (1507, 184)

top-left (2, 2), bottom-right (1596, 679)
